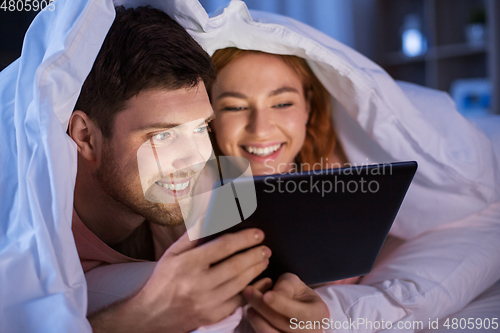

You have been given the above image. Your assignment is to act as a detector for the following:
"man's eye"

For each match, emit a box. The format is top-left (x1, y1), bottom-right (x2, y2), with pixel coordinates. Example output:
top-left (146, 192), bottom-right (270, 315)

top-left (273, 103), bottom-right (293, 109)
top-left (222, 106), bottom-right (247, 112)
top-left (152, 131), bottom-right (171, 141)
top-left (194, 125), bottom-right (210, 134)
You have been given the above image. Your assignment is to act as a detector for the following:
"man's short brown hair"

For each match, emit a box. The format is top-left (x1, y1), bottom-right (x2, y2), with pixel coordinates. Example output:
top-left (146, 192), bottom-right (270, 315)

top-left (74, 6), bottom-right (215, 138)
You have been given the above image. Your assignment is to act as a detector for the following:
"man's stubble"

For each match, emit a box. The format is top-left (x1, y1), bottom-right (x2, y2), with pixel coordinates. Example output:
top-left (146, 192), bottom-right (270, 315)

top-left (93, 140), bottom-right (194, 227)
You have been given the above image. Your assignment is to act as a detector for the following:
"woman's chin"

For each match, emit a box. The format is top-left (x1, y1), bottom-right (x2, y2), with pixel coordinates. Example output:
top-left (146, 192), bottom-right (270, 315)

top-left (247, 162), bottom-right (270, 176)
top-left (249, 160), bottom-right (292, 176)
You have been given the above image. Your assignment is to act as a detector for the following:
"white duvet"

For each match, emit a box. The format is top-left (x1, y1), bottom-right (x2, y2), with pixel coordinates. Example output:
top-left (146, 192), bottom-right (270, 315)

top-left (0, 0), bottom-right (499, 332)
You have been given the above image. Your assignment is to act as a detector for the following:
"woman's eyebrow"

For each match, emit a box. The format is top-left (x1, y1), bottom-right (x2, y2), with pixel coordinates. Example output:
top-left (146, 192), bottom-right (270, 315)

top-left (216, 87), bottom-right (299, 100)
top-left (268, 86), bottom-right (299, 97)
top-left (216, 91), bottom-right (247, 99)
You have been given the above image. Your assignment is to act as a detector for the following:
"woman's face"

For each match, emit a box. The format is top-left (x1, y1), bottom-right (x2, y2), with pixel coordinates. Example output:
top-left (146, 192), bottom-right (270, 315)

top-left (211, 52), bottom-right (310, 175)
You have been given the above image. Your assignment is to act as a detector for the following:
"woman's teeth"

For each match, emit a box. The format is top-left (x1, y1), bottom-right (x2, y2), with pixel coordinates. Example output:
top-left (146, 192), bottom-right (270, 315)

top-left (244, 144), bottom-right (282, 157)
top-left (155, 180), bottom-right (189, 191)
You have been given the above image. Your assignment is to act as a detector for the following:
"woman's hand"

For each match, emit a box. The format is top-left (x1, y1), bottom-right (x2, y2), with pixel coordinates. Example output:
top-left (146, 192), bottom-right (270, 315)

top-left (244, 273), bottom-right (330, 332)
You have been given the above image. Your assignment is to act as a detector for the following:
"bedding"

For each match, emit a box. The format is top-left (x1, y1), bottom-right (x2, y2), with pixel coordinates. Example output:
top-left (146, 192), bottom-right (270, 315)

top-left (0, 0), bottom-right (498, 331)
top-left (419, 279), bottom-right (500, 333)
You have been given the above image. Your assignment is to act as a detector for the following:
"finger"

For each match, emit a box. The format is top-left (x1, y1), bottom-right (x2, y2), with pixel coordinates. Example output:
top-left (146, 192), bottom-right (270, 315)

top-left (262, 291), bottom-right (307, 319)
top-left (190, 228), bottom-right (265, 265)
top-left (215, 294), bottom-right (246, 321)
top-left (247, 307), bottom-right (280, 333)
top-left (162, 231), bottom-right (198, 258)
top-left (248, 275), bottom-right (327, 331)
top-left (272, 273), bottom-right (303, 298)
top-left (272, 273), bottom-right (321, 305)
top-left (211, 258), bottom-right (270, 304)
top-left (263, 287), bottom-right (328, 324)
top-left (252, 278), bottom-right (273, 293)
top-left (198, 294), bottom-right (246, 327)
top-left (207, 245), bottom-right (271, 285)
top-left (244, 285), bottom-right (291, 332)
top-left (263, 273), bottom-right (319, 318)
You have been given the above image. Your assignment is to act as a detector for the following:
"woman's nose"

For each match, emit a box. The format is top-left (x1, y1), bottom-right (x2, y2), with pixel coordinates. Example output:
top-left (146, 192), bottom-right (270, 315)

top-left (245, 107), bottom-right (275, 137)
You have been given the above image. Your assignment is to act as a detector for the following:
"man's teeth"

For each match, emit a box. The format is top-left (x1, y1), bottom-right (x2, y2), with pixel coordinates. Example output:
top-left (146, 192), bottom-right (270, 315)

top-left (156, 180), bottom-right (189, 191)
top-left (244, 144), bottom-right (281, 156)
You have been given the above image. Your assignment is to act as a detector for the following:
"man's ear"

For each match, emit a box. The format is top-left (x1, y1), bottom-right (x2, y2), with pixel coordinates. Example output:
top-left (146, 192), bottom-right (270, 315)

top-left (68, 111), bottom-right (102, 162)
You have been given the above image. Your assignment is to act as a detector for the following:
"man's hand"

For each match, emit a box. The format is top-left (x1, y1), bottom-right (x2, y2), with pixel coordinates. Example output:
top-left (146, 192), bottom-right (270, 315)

top-left (244, 273), bottom-right (330, 332)
top-left (89, 228), bottom-right (271, 333)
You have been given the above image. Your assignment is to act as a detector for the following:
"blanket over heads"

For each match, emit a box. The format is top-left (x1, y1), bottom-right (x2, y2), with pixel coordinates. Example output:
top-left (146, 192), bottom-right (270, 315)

top-left (0, 0), bottom-right (498, 332)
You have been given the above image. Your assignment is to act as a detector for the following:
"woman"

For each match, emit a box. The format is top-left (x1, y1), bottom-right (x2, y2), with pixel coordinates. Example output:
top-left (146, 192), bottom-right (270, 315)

top-left (209, 47), bottom-right (361, 331)
top-left (197, 2), bottom-right (500, 330)
top-left (209, 47), bottom-right (347, 176)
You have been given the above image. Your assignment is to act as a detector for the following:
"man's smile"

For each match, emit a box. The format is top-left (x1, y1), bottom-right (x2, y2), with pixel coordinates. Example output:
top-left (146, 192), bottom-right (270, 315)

top-left (155, 179), bottom-right (190, 191)
top-left (154, 175), bottom-right (196, 198)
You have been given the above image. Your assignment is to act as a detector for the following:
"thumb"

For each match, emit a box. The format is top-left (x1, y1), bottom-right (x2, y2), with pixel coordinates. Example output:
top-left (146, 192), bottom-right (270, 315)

top-left (273, 273), bottom-right (305, 298)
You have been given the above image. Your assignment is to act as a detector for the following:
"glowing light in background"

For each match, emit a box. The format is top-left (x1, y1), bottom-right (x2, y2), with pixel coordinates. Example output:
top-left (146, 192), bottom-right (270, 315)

top-left (402, 28), bottom-right (426, 57)
top-left (401, 14), bottom-right (427, 57)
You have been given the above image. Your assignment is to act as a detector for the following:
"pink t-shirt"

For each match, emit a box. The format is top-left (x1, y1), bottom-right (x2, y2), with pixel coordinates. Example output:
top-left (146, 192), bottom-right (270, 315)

top-left (71, 209), bottom-right (185, 272)
top-left (73, 210), bottom-right (244, 332)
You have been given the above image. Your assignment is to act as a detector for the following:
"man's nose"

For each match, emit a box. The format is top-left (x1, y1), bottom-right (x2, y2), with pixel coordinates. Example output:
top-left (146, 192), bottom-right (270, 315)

top-left (171, 135), bottom-right (209, 172)
top-left (245, 106), bottom-right (275, 137)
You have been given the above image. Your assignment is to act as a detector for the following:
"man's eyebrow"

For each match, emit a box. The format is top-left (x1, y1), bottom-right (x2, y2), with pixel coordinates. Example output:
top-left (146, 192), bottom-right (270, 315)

top-left (190, 114), bottom-right (216, 130)
top-left (137, 114), bottom-right (216, 132)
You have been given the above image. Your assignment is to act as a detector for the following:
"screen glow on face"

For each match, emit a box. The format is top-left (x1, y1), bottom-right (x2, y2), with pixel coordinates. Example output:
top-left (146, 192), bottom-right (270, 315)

top-left (137, 118), bottom-right (214, 204)
top-left (137, 117), bottom-right (256, 241)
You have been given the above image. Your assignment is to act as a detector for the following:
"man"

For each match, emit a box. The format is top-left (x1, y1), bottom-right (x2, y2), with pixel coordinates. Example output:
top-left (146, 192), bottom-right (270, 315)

top-left (67, 6), bottom-right (271, 332)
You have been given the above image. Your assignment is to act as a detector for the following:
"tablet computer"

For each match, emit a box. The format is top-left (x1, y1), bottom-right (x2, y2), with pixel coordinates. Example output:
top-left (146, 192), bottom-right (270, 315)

top-left (199, 161), bottom-right (417, 285)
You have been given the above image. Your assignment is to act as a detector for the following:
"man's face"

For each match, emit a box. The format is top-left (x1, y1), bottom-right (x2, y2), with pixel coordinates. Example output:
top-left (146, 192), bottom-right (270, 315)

top-left (94, 82), bottom-right (214, 227)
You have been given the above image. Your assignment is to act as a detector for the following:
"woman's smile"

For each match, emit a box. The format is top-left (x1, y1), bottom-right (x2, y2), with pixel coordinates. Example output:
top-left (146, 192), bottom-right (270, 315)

top-left (241, 142), bottom-right (285, 157)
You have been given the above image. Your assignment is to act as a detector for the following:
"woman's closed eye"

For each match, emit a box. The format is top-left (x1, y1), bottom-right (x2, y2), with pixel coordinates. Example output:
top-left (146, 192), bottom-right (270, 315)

top-left (221, 105), bottom-right (248, 112)
top-left (273, 102), bottom-right (293, 109)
